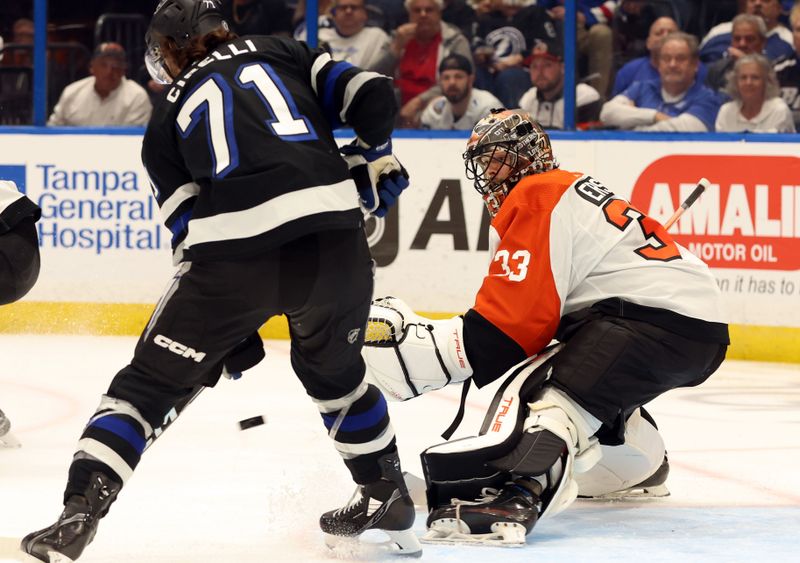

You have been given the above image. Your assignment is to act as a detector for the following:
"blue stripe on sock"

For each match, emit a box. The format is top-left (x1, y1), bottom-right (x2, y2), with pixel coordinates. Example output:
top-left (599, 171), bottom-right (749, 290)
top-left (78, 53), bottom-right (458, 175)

top-left (321, 394), bottom-right (387, 432)
top-left (89, 416), bottom-right (146, 454)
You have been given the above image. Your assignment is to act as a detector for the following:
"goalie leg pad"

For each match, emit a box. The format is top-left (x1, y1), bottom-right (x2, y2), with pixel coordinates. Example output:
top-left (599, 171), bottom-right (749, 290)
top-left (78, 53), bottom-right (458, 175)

top-left (420, 347), bottom-right (561, 511)
top-left (575, 407), bottom-right (667, 498)
top-left (511, 387), bottom-right (603, 519)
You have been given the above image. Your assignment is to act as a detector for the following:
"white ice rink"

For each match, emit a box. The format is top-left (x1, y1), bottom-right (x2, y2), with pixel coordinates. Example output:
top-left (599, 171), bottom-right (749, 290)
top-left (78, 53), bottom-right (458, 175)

top-left (1, 335), bottom-right (799, 562)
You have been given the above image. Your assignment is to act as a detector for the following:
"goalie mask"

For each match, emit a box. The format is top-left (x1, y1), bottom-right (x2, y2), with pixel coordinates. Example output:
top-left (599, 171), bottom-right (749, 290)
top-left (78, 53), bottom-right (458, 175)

top-left (145, 0), bottom-right (229, 84)
top-left (464, 109), bottom-right (557, 217)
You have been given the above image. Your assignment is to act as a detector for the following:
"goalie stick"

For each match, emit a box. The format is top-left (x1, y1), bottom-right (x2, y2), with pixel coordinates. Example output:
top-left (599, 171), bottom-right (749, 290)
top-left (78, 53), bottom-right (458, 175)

top-left (663, 178), bottom-right (708, 231)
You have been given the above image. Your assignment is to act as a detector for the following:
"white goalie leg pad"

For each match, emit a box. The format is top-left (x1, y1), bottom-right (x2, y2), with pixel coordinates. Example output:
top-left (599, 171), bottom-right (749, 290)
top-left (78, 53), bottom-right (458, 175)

top-left (525, 387), bottom-right (603, 519)
top-left (575, 408), bottom-right (666, 498)
top-left (363, 296), bottom-right (472, 401)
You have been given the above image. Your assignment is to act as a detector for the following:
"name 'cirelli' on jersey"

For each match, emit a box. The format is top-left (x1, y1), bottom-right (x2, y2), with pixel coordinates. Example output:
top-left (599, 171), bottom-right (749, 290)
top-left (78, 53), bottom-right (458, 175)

top-left (470, 169), bottom-right (728, 362)
top-left (142, 35), bottom-right (396, 264)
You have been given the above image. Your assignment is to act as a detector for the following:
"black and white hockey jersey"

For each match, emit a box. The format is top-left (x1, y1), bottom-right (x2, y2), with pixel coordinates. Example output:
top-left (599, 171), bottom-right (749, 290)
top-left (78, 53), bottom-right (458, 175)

top-left (774, 53), bottom-right (800, 130)
top-left (142, 35), bottom-right (397, 263)
top-left (0, 180), bottom-right (40, 234)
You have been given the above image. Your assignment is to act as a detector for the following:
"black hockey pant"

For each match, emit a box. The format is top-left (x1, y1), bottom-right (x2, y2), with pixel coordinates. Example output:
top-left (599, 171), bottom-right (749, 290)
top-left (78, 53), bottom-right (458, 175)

top-left (65, 228), bottom-right (396, 501)
top-left (551, 313), bottom-right (727, 445)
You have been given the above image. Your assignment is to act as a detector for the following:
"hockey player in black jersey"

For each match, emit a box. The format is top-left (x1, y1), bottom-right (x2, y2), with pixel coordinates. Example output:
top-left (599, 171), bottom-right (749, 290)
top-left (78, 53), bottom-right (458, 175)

top-left (22, 1), bottom-right (419, 560)
top-left (0, 179), bottom-right (41, 448)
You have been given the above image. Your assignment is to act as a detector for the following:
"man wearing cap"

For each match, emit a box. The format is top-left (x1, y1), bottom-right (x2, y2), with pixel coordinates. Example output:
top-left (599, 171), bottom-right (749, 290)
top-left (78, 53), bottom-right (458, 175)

top-left (48, 42), bottom-right (152, 126)
top-left (518, 38), bottom-right (601, 129)
top-left (420, 54), bottom-right (502, 129)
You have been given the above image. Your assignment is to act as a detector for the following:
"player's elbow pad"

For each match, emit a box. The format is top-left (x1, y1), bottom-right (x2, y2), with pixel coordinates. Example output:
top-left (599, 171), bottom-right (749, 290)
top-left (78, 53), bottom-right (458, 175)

top-left (362, 296), bottom-right (472, 401)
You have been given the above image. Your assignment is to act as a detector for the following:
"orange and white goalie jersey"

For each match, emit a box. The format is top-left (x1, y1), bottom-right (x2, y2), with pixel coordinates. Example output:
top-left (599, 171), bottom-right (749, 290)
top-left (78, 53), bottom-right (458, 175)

top-left (471, 168), bottom-right (727, 359)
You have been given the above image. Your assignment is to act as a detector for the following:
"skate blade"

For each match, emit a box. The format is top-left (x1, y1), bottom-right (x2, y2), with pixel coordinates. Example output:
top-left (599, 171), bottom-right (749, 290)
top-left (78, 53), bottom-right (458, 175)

top-left (422, 520), bottom-right (526, 547)
top-left (324, 529), bottom-right (422, 558)
top-left (0, 432), bottom-right (21, 448)
top-left (581, 484), bottom-right (671, 500)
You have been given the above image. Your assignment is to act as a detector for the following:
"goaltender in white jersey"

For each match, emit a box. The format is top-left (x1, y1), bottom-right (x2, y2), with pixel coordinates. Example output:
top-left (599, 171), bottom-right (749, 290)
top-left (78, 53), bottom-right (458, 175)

top-left (360, 109), bottom-right (729, 546)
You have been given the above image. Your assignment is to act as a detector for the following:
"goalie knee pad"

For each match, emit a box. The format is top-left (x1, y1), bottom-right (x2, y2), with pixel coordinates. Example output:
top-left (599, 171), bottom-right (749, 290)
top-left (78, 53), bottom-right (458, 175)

top-left (575, 407), bottom-right (666, 497)
top-left (363, 297), bottom-right (472, 400)
top-left (420, 346), bottom-right (561, 512)
top-left (488, 387), bottom-right (602, 519)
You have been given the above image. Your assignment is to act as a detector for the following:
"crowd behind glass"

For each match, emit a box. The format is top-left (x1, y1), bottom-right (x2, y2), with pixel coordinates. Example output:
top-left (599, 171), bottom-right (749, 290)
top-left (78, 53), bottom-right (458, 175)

top-left (0, 0), bottom-right (798, 132)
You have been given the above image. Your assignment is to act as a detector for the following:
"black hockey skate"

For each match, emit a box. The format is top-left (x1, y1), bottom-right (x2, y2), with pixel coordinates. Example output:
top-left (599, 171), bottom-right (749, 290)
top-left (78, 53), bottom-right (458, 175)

top-left (320, 452), bottom-right (421, 557)
top-left (423, 478), bottom-right (542, 547)
top-left (21, 472), bottom-right (120, 562)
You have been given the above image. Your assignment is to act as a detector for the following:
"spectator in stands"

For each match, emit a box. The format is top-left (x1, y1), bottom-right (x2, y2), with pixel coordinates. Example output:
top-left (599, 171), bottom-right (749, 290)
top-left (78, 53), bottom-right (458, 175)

top-left (774, 1), bottom-right (800, 129)
top-left (471, 0), bottom-right (560, 108)
top-left (293, 0), bottom-right (336, 39)
top-left (612, 16), bottom-right (678, 97)
top-left (222, 0), bottom-right (292, 37)
top-left (700, 0), bottom-right (793, 62)
top-left (715, 53), bottom-right (795, 132)
top-left (518, 37), bottom-right (601, 129)
top-left (380, 0), bottom-right (472, 127)
top-left (311, 0), bottom-right (392, 71)
top-left (1, 18), bottom-right (34, 67)
top-left (443, 0), bottom-right (477, 40)
top-left (535, 0), bottom-right (615, 98)
top-left (705, 14), bottom-right (768, 92)
top-left (611, 0), bottom-right (677, 65)
top-left (367, 0), bottom-right (409, 32)
top-left (420, 53), bottom-right (501, 129)
top-left (48, 42), bottom-right (152, 127)
top-left (600, 32), bottom-right (721, 131)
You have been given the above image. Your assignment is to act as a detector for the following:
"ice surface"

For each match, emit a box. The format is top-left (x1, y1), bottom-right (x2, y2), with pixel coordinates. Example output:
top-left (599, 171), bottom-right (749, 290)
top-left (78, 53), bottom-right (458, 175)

top-left (1, 335), bottom-right (798, 562)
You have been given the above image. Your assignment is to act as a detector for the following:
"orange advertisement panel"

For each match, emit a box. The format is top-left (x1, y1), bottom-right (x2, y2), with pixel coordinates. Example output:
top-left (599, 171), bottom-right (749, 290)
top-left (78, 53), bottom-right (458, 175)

top-left (630, 155), bottom-right (800, 271)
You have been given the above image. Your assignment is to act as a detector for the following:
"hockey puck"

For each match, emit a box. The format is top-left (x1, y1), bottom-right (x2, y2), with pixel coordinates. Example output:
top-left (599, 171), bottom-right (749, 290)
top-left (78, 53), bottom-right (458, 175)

top-left (238, 415), bottom-right (266, 430)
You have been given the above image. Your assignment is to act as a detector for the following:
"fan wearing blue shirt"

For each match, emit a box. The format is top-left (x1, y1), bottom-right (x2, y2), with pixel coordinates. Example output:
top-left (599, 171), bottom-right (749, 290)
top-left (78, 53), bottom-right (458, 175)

top-left (699, 0), bottom-right (793, 62)
top-left (601, 32), bottom-right (722, 131)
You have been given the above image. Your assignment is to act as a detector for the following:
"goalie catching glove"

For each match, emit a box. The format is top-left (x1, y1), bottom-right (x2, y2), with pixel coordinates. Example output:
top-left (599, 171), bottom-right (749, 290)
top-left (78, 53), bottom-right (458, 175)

top-left (340, 138), bottom-right (409, 218)
top-left (362, 296), bottom-right (472, 400)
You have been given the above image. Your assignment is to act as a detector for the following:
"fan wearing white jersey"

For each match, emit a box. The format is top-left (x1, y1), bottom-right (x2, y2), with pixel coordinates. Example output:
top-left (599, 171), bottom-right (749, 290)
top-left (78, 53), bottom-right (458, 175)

top-left (362, 109), bottom-right (729, 545)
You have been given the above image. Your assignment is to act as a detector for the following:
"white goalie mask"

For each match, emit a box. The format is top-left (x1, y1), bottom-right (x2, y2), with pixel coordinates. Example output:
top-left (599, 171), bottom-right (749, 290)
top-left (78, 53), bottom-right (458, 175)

top-left (463, 109), bottom-right (557, 217)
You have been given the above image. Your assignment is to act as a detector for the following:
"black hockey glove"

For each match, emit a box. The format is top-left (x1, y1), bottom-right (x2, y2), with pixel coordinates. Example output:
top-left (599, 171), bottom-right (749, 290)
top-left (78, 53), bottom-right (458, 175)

top-left (222, 331), bottom-right (265, 380)
top-left (340, 137), bottom-right (409, 218)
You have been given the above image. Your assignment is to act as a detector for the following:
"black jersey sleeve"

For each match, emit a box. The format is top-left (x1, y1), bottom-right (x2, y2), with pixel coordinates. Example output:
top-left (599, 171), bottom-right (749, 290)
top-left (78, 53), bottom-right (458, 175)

top-left (281, 38), bottom-right (398, 146)
top-left (141, 112), bottom-right (197, 260)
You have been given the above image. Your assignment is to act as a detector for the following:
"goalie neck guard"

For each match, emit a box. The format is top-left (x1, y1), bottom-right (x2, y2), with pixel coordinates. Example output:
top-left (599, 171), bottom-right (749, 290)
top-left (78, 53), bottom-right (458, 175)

top-left (463, 109), bottom-right (558, 217)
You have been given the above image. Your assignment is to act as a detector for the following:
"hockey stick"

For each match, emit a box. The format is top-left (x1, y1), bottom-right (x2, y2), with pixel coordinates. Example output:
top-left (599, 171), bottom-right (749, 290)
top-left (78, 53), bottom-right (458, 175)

top-left (663, 178), bottom-right (709, 230)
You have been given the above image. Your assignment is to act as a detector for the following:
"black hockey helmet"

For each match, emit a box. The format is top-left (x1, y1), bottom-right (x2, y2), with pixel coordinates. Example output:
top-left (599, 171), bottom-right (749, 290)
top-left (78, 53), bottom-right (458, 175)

top-left (145, 0), bottom-right (229, 84)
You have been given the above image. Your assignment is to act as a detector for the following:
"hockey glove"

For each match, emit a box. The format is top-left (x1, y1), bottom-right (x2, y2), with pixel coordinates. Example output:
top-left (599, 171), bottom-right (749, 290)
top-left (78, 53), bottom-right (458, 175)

top-left (222, 331), bottom-right (265, 380)
top-left (340, 138), bottom-right (409, 218)
top-left (362, 296), bottom-right (472, 400)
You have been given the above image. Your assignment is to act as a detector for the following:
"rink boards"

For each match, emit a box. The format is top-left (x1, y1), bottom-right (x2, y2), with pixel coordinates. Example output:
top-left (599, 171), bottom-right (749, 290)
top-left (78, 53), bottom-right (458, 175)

top-left (0, 129), bottom-right (798, 362)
